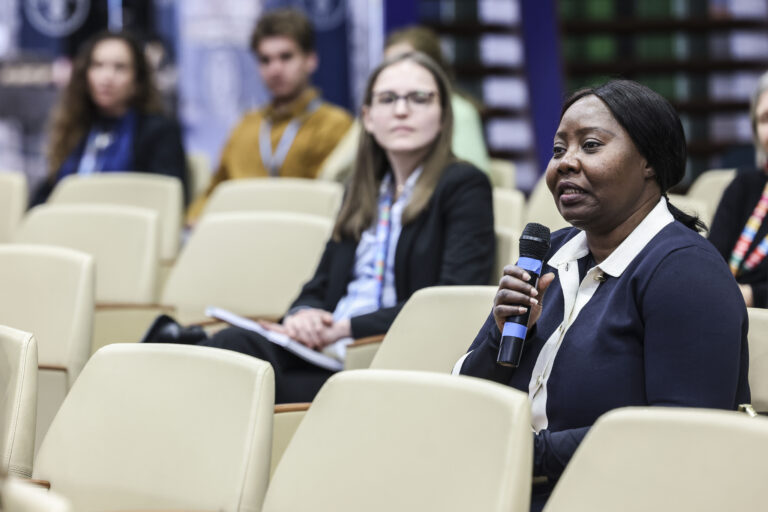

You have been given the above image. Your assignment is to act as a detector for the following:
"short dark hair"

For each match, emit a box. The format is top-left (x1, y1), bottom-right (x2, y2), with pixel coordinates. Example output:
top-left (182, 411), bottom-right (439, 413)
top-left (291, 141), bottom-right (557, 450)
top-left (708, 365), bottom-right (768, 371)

top-left (562, 79), bottom-right (704, 232)
top-left (250, 8), bottom-right (315, 54)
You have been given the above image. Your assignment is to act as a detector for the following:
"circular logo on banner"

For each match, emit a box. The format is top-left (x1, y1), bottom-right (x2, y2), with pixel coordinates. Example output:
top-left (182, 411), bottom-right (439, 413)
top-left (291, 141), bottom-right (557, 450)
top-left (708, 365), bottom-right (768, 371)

top-left (299, 0), bottom-right (345, 31)
top-left (25, 0), bottom-right (91, 37)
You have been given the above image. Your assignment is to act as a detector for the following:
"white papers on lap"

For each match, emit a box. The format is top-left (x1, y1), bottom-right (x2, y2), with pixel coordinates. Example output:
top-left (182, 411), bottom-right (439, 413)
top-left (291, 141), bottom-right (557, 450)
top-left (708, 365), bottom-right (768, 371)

top-left (205, 306), bottom-right (344, 371)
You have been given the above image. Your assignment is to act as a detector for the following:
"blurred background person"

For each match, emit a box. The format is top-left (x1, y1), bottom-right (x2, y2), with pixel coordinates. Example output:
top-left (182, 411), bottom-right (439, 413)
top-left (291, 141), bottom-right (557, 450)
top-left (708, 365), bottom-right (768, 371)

top-left (457, 80), bottom-right (749, 511)
top-left (319, 25), bottom-right (490, 182)
top-left (145, 51), bottom-right (495, 403)
top-left (33, 30), bottom-right (188, 205)
top-left (709, 70), bottom-right (768, 308)
top-left (185, 8), bottom-right (354, 225)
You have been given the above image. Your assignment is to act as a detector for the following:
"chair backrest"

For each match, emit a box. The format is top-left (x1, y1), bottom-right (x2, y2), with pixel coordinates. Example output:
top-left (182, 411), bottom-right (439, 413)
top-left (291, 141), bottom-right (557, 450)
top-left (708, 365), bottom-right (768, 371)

top-left (370, 286), bottom-right (496, 372)
top-left (16, 204), bottom-right (160, 304)
top-left (201, 177), bottom-right (344, 221)
top-left (525, 175), bottom-right (571, 232)
top-left (186, 151), bottom-right (212, 200)
top-left (494, 227), bottom-right (518, 284)
top-left (47, 173), bottom-right (183, 261)
top-left (0, 326), bottom-right (37, 478)
top-left (0, 171), bottom-right (27, 243)
top-left (1, 477), bottom-right (71, 512)
top-left (0, 245), bottom-right (94, 454)
top-left (747, 307), bottom-right (768, 413)
top-left (667, 194), bottom-right (713, 229)
top-left (0, 245), bottom-right (93, 387)
top-left (488, 158), bottom-right (516, 189)
top-left (544, 407), bottom-right (768, 512)
top-left (687, 168), bottom-right (736, 219)
top-left (263, 370), bottom-right (532, 512)
top-left (493, 188), bottom-right (525, 233)
top-left (33, 343), bottom-right (275, 512)
top-left (162, 212), bottom-right (332, 323)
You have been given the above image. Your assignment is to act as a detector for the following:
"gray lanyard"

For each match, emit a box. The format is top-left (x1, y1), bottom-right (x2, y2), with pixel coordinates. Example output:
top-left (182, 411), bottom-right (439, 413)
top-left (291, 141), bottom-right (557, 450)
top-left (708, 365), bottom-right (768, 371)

top-left (259, 98), bottom-right (322, 176)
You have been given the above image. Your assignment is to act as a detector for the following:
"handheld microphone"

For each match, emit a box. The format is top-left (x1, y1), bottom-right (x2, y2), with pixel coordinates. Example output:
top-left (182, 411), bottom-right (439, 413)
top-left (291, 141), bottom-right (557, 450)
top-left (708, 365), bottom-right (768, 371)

top-left (497, 222), bottom-right (551, 367)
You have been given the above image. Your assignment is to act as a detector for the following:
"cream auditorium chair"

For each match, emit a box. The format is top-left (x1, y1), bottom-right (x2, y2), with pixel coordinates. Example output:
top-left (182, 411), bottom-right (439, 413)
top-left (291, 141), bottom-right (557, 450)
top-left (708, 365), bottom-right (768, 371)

top-left (747, 307), bottom-right (768, 413)
top-left (544, 407), bottom-right (768, 512)
top-left (47, 172), bottom-right (184, 277)
top-left (525, 174), bottom-right (571, 233)
top-left (273, 285), bottom-right (497, 475)
top-left (263, 370), bottom-right (532, 512)
top-left (15, 204), bottom-right (163, 353)
top-left (1, 477), bottom-right (71, 512)
top-left (666, 194), bottom-right (713, 230)
top-left (0, 245), bottom-right (94, 455)
top-left (186, 151), bottom-right (212, 200)
top-left (0, 171), bottom-right (27, 243)
top-left (33, 343), bottom-right (274, 512)
top-left (494, 226), bottom-right (519, 284)
top-left (494, 188), bottom-right (526, 233)
top-left (488, 158), bottom-right (516, 189)
top-left (200, 177), bottom-right (344, 221)
top-left (686, 168), bottom-right (736, 220)
top-left (344, 285), bottom-right (496, 372)
top-left (161, 211), bottom-right (332, 324)
top-left (0, 326), bottom-right (37, 478)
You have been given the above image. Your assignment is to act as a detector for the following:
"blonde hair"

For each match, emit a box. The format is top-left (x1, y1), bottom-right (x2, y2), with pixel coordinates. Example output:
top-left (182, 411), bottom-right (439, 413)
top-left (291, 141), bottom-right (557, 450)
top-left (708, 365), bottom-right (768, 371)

top-left (332, 51), bottom-right (455, 241)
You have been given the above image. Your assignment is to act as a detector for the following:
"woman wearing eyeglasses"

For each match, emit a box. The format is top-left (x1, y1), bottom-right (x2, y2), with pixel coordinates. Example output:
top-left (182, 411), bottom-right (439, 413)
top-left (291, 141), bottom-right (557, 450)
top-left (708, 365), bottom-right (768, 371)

top-left (145, 51), bottom-right (495, 403)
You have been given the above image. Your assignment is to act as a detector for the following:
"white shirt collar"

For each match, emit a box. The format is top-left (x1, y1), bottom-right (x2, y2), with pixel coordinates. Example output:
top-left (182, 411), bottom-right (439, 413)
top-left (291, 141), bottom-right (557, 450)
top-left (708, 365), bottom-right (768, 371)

top-left (547, 197), bottom-right (674, 277)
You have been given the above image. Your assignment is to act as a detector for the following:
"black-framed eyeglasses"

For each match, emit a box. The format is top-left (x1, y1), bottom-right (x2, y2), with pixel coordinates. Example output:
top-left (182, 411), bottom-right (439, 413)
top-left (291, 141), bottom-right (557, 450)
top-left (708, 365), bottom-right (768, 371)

top-left (372, 90), bottom-right (438, 109)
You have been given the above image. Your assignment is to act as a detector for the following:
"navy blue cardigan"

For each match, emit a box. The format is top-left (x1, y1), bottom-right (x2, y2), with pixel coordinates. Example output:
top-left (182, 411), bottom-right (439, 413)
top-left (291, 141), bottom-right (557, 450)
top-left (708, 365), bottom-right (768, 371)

top-left (460, 221), bottom-right (750, 481)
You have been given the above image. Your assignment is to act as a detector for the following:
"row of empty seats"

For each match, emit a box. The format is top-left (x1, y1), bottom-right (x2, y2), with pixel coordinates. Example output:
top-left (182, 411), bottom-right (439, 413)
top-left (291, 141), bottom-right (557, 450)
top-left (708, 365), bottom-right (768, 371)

top-left (0, 166), bottom-right (737, 254)
top-left (2, 336), bottom-right (767, 511)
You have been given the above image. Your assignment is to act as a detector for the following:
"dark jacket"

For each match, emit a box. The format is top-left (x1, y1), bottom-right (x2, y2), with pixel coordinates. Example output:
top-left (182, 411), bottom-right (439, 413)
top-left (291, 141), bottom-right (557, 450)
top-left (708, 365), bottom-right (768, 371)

top-left (33, 113), bottom-right (189, 205)
top-left (290, 162), bottom-right (496, 338)
top-left (709, 169), bottom-right (768, 307)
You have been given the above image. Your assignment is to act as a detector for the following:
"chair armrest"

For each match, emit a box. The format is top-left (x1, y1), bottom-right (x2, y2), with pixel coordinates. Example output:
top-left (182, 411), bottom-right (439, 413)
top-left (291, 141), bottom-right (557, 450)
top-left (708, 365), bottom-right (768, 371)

top-left (16, 478), bottom-right (51, 489)
top-left (38, 365), bottom-right (67, 373)
top-left (275, 403), bottom-right (311, 414)
top-left (192, 315), bottom-right (281, 327)
top-left (345, 334), bottom-right (385, 370)
top-left (347, 334), bottom-right (385, 348)
top-left (271, 403), bottom-right (311, 476)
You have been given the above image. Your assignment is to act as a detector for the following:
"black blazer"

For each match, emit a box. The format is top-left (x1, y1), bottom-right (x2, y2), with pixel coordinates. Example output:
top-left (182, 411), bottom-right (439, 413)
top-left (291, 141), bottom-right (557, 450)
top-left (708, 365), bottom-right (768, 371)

top-left (33, 113), bottom-right (189, 205)
top-left (709, 169), bottom-right (768, 307)
top-left (290, 162), bottom-right (496, 338)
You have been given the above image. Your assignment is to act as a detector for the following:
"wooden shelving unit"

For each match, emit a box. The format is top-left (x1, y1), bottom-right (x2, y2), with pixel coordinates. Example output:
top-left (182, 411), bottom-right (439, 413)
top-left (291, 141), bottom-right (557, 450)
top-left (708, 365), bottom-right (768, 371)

top-left (558, 3), bottom-right (768, 182)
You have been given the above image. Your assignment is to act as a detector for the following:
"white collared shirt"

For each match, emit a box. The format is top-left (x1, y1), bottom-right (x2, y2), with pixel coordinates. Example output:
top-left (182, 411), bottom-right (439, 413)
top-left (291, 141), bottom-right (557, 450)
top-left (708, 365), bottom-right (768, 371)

top-left (529, 197), bottom-right (674, 432)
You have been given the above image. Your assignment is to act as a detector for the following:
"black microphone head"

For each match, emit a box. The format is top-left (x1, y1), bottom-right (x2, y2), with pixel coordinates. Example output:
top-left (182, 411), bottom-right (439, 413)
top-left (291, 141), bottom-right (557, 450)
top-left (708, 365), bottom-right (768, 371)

top-left (519, 222), bottom-right (551, 260)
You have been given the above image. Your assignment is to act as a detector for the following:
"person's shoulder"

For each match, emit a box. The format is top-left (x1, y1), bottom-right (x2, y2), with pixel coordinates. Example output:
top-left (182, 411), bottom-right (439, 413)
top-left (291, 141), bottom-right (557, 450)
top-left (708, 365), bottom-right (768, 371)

top-left (237, 109), bottom-right (264, 125)
top-left (645, 222), bottom-right (728, 273)
top-left (137, 112), bottom-right (177, 131)
top-left (726, 168), bottom-right (766, 191)
top-left (430, 162), bottom-right (491, 208)
top-left (315, 101), bottom-right (353, 123)
top-left (222, 110), bottom-right (263, 138)
top-left (438, 161), bottom-right (489, 186)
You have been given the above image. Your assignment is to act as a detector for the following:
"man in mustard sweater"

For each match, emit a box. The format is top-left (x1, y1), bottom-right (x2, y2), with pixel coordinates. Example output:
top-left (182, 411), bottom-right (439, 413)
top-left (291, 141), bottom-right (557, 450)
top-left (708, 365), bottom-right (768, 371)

top-left (187, 8), bottom-right (353, 223)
